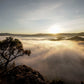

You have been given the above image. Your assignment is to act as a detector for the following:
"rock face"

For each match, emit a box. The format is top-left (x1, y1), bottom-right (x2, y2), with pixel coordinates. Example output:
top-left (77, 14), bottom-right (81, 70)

top-left (3, 65), bottom-right (47, 84)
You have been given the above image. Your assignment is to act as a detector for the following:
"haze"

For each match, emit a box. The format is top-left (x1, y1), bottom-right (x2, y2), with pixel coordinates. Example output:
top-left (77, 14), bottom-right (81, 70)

top-left (0, 0), bottom-right (84, 34)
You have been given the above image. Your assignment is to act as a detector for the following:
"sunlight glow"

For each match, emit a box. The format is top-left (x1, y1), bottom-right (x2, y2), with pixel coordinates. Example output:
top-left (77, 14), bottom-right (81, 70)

top-left (48, 24), bottom-right (62, 34)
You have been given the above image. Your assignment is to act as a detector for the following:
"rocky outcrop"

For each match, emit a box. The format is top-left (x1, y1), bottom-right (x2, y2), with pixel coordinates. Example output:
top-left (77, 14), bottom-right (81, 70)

top-left (1, 65), bottom-right (47, 84)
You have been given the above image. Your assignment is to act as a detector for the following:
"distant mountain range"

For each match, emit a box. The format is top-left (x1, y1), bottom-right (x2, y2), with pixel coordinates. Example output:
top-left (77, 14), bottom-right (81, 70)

top-left (0, 32), bottom-right (84, 37)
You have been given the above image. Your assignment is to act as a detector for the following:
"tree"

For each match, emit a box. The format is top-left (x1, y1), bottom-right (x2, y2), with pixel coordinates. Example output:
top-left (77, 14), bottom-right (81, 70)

top-left (0, 37), bottom-right (31, 70)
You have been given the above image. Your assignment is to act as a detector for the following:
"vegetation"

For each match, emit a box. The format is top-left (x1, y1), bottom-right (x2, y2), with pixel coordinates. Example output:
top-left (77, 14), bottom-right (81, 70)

top-left (0, 37), bottom-right (31, 71)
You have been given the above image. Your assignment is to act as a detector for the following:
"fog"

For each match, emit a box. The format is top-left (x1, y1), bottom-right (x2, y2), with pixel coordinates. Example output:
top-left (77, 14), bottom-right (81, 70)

top-left (0, 36), bottom-right (84, 83)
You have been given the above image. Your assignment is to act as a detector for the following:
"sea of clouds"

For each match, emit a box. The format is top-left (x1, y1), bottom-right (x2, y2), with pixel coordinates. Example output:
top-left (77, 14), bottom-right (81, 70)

top-left (0, 36), bottom-right (84, 84)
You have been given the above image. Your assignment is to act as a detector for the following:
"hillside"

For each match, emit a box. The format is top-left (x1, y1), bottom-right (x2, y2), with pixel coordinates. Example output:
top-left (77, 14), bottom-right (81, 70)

top-left (0, 65), bottom-right (47, 84)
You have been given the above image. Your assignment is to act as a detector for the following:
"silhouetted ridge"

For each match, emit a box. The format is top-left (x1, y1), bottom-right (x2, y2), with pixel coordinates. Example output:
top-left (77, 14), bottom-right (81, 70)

top-left (68, 36), bottom-right (84, 41)
top-left (2, 65), bottom-right (47, 84)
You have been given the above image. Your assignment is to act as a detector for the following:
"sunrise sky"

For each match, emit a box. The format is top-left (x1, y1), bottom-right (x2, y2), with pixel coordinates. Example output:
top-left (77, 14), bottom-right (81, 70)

top-left (0, 0), bottom-right (84, 34)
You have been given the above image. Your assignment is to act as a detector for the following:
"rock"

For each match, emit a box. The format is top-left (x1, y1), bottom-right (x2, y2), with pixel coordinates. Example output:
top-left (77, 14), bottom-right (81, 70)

top-left (3, 65), bottom-right (47, 84)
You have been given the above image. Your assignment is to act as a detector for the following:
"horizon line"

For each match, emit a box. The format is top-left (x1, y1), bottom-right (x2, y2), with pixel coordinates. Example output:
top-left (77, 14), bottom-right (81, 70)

top-left (0, 32), bottom-right (84, 35)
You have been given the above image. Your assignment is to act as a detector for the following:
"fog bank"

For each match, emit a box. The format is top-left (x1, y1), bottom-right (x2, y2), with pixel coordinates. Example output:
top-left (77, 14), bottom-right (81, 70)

top-left (16, 38), bottom-right (84, 84)
top-left (0, 36), bottom-right (84, 84)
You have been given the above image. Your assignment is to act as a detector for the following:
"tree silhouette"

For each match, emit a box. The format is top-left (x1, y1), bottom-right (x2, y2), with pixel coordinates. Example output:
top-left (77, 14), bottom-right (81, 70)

top-left (0, 37), bottom-right (31, 70)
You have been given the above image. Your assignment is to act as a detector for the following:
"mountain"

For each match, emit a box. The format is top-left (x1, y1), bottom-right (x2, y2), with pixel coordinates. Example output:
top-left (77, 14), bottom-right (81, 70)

top-left (0, 32), bottom-right (84, 37)
top-left (68, 36), bottom-right (84, 41)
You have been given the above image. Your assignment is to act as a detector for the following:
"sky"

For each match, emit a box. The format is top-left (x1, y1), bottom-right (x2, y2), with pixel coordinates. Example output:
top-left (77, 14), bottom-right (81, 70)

top-left (0, 0), bottom-right (84, 34)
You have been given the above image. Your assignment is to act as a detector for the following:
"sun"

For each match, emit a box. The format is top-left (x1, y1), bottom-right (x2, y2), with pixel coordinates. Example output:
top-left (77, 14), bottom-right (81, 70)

top-left (48, 24), bottom-right (62, 34)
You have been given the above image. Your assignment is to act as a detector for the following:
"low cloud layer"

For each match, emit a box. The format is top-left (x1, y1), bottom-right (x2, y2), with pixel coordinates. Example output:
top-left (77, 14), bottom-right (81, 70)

top-left (15, 37), bottom-right (84, 84)
top-left (0, 36), bottom-right (84, 84)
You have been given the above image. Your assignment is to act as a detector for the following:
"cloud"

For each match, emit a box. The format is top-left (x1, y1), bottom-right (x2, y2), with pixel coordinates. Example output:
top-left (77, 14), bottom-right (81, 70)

top-left (17, 2), bottom-right (63, 23)
top-left (15, 38), bottom-right (84, 84)
top-left (0, 0), bottom-right (84, 33)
